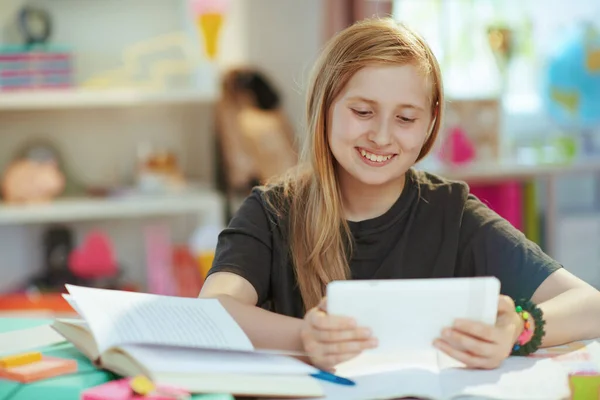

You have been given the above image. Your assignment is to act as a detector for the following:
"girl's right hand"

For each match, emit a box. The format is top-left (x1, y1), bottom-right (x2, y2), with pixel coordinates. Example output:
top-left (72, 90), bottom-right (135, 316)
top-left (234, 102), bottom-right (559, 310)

top-left (300, 297), bottom-right (378, 371)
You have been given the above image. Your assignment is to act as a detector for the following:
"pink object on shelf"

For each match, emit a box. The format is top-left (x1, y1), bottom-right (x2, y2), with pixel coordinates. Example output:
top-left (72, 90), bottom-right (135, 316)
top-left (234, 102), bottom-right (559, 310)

top-left (470, 181), bottom-right (523, 231)
top-left (438, 126), bottom-right (476, 165)
top-left (68, 231), bottom-right (118, 279)
top-left (144, 224), bottom-right (177, 295)
top-left (81, 378), bottom-right (189, 400)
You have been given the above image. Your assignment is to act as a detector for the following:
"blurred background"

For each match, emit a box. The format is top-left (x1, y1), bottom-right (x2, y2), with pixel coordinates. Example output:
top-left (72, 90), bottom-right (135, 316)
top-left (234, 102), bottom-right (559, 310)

top-left (0, 0), bottom-right (598, 317)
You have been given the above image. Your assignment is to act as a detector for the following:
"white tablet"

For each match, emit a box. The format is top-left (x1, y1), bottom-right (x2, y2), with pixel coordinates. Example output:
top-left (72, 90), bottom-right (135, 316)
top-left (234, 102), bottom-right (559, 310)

top-left (326, 277), bottom-right (500, 355)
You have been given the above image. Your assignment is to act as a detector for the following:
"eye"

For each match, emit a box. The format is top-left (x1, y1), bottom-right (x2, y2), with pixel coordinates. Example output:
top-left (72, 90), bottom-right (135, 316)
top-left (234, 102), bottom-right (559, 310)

top-left (397, 116), bottom-right (416, 123)
top-left (351, 109), bottom-right (372, 117)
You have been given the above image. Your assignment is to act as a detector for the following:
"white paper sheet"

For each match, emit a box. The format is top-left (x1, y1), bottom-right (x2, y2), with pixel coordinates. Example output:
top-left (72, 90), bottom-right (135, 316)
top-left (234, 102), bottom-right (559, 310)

top-left (303, 355), bottom-right (571, 400)
top-left (0, 324), bottom-right (66, 356)
top-left (121, 344), bottom-right (318, 376)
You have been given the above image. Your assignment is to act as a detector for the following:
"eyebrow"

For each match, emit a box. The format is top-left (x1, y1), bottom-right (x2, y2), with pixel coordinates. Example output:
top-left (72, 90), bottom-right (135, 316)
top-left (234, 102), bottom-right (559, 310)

top-left (345, 96), bottom-right (425, 112)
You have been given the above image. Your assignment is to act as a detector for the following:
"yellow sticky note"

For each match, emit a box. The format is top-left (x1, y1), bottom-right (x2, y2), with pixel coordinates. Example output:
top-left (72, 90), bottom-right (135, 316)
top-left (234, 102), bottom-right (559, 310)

top-left (0, 351), bottom-right (42, 368)
top-left (130, 375), bottom-right (156, 396)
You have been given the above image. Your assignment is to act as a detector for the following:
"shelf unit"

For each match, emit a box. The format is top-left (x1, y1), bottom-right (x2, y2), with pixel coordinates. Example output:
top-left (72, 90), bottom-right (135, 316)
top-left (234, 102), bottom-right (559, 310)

top-left (0, 188), bottom-right (224, 226)
top-left (425, 160), bottom-right (600, 184)
top-left (0, 87), bottom-right (223, 225)
top-left (0, 88), bottom-right (215, 111)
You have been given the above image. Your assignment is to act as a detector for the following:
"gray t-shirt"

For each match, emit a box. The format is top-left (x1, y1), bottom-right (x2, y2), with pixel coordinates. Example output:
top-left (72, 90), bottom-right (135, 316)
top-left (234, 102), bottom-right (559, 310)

top-left (208, 168), bottom-right (561, 318)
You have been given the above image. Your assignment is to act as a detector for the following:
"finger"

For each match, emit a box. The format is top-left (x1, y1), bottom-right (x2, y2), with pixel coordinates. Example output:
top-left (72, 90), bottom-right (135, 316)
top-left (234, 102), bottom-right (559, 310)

top-left (452, 319), bottom-right (499, 343)
top-left (314, 326), bottom-right (373, 343)
top-left (441, 328), bottom-right (496, 357)
top-left (304, 337), bottom-right (364, 371)
top-left (313, 352), bottom-right (362, 371)
top-left (434, 339), bottom-right (499, 369)
top-left (497, 295), bottom-right (515, 314)
top-left (321, 337), bottom-right (379, 355)
top-left (310, 309), bottom-right (356, 330)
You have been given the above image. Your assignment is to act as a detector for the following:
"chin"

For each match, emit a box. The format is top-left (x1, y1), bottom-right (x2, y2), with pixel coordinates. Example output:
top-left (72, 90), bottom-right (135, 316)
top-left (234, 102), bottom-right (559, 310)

top-left (353, 172), bottom-right (401, 187)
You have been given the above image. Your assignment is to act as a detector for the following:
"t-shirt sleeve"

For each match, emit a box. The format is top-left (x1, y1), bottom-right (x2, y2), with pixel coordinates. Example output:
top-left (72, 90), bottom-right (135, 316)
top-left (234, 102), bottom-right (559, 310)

top-left (207, 190), bottom-right (273, 305)
top-left (457, 194), bottom-right (562, 301)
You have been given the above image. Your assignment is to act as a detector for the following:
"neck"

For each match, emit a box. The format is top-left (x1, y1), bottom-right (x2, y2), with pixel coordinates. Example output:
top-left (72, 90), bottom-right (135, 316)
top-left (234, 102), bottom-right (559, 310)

top-left (338, 169), bottom-right (407, 222)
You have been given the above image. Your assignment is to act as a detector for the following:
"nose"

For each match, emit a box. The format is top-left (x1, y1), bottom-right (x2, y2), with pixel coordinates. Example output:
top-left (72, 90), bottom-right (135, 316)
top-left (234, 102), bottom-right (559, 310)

top-left (367, 116), bottom-right (393, 147)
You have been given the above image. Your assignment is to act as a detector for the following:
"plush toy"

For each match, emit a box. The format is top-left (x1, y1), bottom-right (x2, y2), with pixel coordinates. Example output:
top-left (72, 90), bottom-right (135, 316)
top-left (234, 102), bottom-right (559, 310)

top-left (68, 231), bottom-right (118, 280)
top-left (1, 158), bottom-right (65, 204)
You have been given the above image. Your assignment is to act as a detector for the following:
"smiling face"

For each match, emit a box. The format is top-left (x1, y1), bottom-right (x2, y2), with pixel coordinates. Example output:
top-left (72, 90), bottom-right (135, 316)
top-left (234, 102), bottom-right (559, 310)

top-left (328, 64), bottom-right (433, 188)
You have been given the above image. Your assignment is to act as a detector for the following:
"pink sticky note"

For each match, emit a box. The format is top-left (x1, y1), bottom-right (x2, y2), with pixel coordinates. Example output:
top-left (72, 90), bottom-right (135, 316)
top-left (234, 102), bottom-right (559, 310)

top-left (81, 378), bottom-right (189, 400)
top-left (0, 356), bottom-right (77, 383)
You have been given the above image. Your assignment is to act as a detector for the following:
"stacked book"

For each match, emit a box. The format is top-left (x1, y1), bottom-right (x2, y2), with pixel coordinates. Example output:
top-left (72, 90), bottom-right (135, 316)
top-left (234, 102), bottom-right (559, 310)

top-left (0, 45), bottom-right (73, 91)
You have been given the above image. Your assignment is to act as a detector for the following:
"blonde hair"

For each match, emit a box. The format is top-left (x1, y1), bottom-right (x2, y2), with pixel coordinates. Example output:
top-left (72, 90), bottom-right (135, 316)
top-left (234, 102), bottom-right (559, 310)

top-left (264, 18), bottom-right (444, 312)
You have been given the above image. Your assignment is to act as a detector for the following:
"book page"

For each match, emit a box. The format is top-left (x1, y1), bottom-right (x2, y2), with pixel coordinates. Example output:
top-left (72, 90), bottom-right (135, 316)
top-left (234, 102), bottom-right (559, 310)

top-left (442, 356), bottom-right (571, 399)
top-left (61, 294), bottom-right (85, 317)
top-left (66, 285), bottom-right (253, 354)
top-left (317, 368), bottom-right (442, 400)
top-left (334, 348), bottom-right (439, 377)
top-left (119, 344), bottom-right (318, 376)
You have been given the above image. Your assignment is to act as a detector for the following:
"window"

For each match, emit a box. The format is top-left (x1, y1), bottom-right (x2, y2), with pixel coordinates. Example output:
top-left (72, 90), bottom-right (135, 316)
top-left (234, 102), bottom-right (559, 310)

top-left (393, 0), bottom-right (600, 102)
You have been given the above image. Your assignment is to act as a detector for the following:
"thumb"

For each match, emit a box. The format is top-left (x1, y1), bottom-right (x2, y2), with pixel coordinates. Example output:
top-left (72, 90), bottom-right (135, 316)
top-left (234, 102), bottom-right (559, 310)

top-left (497, 295), bottom-right (515, 314)
top-left (318, 297), bottom-right (328, 313)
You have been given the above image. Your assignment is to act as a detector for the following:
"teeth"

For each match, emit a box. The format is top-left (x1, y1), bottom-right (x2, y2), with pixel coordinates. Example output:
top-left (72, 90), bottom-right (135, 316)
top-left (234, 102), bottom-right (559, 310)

top-left (359, 149), bottom-right (393, 163)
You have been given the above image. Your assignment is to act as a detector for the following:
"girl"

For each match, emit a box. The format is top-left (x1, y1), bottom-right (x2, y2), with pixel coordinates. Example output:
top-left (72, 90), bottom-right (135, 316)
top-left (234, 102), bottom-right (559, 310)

top-left (200, 18), bottom-right (600, 371)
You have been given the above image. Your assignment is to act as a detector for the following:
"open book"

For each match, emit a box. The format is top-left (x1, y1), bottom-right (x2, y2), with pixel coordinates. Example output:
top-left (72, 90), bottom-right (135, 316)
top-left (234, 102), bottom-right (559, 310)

top-left (52, 285), bottom-right (323, 398)
top-left (309, 355), bottom-right (571, 400)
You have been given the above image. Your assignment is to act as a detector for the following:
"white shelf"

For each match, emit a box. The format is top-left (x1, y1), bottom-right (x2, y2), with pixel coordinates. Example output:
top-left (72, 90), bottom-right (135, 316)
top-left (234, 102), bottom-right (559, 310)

top-left (0, 88), bottom-right (215, 111)
top-left (0, 188), bottom-right (224, 225)
top-left (423, 160), bottom-right (600, 184)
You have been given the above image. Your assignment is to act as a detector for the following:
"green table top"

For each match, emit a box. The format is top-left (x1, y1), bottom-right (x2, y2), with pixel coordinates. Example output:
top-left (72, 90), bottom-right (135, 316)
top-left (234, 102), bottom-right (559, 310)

top-left (0, 318), bottom-right (234, 400)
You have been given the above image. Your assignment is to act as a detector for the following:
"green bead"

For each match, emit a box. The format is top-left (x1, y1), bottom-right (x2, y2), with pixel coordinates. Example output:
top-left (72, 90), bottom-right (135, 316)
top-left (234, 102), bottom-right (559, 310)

top-left (516, 306), bottom-right (523, 313)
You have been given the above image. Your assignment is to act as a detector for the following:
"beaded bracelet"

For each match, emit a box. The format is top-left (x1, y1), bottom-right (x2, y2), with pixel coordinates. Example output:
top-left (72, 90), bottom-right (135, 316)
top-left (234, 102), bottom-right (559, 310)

top-left (511, 299), bottom-right (546, 356)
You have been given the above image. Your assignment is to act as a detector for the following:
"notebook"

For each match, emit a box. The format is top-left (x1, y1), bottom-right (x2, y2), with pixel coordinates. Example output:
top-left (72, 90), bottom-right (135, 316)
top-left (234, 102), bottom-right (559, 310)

top-left (51, 285), bottom-right (323, 398)
top-left (311, 355), bottom-right (571, 400)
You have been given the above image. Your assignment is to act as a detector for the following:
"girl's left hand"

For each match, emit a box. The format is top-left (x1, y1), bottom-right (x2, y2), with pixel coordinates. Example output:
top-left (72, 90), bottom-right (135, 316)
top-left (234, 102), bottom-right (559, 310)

top-left (433, 295), bottom-right (524, 369)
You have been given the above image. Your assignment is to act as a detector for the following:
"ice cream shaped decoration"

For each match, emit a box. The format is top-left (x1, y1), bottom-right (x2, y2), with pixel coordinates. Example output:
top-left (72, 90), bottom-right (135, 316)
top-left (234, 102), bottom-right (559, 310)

top-left (189, 0), bottom-right (230, 60)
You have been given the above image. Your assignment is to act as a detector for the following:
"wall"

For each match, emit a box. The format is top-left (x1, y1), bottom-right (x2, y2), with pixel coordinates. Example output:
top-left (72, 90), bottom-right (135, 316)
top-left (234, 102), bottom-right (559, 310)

top-left (242, 0), bottom-right (324, 134)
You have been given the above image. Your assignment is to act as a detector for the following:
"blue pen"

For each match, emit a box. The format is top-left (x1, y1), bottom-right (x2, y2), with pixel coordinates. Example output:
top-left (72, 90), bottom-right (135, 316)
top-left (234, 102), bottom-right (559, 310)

top-left (311, 370), bottom-right (356, 386)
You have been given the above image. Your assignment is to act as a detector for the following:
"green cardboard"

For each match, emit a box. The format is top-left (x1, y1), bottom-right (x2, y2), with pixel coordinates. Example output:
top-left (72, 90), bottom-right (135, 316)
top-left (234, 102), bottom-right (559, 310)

top-left (0, 318), bottom-right (234, 400)
top-left (570, 374), bottom-right (600, 400)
